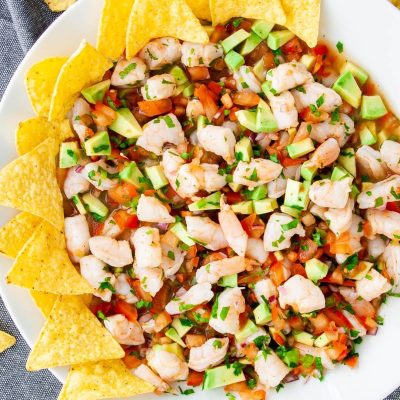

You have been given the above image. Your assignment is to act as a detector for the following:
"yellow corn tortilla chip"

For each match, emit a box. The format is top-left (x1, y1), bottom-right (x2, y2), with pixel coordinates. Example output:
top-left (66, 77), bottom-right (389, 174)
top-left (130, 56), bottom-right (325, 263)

top-left (7, 221), bottom-right (93, 295)
top-left (44, 0), bottom-right (76, 12)
top-left (186, 0), bottom-right (211, 21)
top-left (210, 0), bottom-right (287, 26)
top-left (0, 331), bottom-right (16, 352)
top-left (49, 41), bottom-right (113, 121)
top-left (97, 0), bottom-right (135, 60)
top-left (126, 0), bottom-right (209, 59)
top-left (281, 0), bottom-right (320, 48)
top-left (0, 212), bottom-right (41, 258)
top-left (0, 138), bottom-right (63, 230)
top-left (25, 57), bottom-right (67, 117)
top-left (16, 117), bottom-right (73, 156)
top-left (26, 295), bottom-right (124, 371)
top-left (58, 360), bottom-right (154, 400)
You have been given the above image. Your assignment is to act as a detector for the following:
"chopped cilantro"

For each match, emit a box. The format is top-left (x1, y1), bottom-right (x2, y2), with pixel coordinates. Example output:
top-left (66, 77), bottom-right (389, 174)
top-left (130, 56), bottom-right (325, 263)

top-left (119, 63), bottom-right (137, 79)
top-left (281, 219), bottom-right (299, 232)
top-left (253, 335), bottom-right (271, 350)
top-left (374, 197), bottom-right (383, 207)
top-left (97, 311), bottom-right (107, 321)
top-left (213, 339), bottom-right (223, 349)
top-left (220, 306), bottom-right (230, 321)
top-left (179, 387), bottom-right (195, 396)
top-left (167, 250), bottom-right (175, 260)
top-left (343, 253), bottom-right (358, 271)
top-left (136, 300), bottom-right (152, 309)
top-left (315, 356), bottom-right (324, 381)
top-left (99, 277), bottom-right (116, 293)
top-left (316, 94), bottom-right (325, 107)
top-left (232, 17), bottom-right (243, 28)
top-left (336, 41), bottom-right (344, 53)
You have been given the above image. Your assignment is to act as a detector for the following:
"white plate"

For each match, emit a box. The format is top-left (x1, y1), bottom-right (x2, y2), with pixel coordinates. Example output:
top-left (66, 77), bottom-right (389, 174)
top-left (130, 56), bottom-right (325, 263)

top-left (0, 0), bottom-right (399, 399)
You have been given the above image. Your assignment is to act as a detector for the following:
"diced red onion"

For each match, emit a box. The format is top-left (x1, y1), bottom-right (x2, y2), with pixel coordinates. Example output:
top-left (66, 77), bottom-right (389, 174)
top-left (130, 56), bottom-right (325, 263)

top-left (283, 373), bottom-right (299, 383)
top-left (157, 222), bottom-right (169, 232)
top-left (75, 165), bottom-right (84, 173)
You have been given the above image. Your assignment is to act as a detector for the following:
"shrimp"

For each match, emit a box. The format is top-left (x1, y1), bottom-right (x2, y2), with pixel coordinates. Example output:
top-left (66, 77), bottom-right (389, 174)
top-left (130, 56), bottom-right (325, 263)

top-left (71, 98), bottom-right (92, 142)
top-left (356, 145), bottom-right (388, 181)
top-left (134, 263), bottom-right (164, 296)
top-left (133, 364), bottom-right (170, 392)
top-left (139, 37), bottom-right (182, 70)
top-left (136, 194), bottom-right (175, 224)
top-left (246, 238), bottom-right (269, 264)
top-left (291, 82), bottom-right (342, 112)
top-left (181, 42), bottom-right (223, 67)
top-left (165, 283), bottom-right (214, 315)
top-left (186, 99), bottom-right (205, 118)
top-left (233, 65), bottom-right (262, 93)
top-left (294, 343), bottom-right (334, 369)
top-left (63, 168), bottom-right (90, 199)
top-left (308, 138), bottom-right (340, 168)
top-left (162, 147), bottom-right (185, 188)
top-left (141, 74), bottom-right (176, 100)
top-left (203, 164), bottom-right (227, 192)
top-left (278, 274), bottom-right (325, 313)
top-left (309, 177), bottom-right (352, 208)
top-left (267, 175), bottom-right (287, 199)
top-left (185, 216), bottom-right (228, 251)
top-left (175, 162), bottom-right (203, 198)
top-left (324, 198), bottom-right (354, 236)
top-left (253, 278), bottom-right (277, 304)
top-left (88, 236), bottom-right (133, 268)
top-left (335, 215), bottom-right (364, 262)
top-left (139, 313), bottom-right (156, 333)
top-left (101, 214), bottom-right (124, 238)
top-left (263, 213), bottom-right (305, 252)
top-left (188, 338), bottom-right (229, 372)
top-left (104, 314), bottom-right (145, 345)
top-left (147, 349), bottom-right (189, 382)
top-left (357, 175), bottom-right (400, 209)
top-left (160, 242), bottom-right (185, 278)
top-left (136, 114), bottom-right (185, 155)
top-left (355, 269), bottom-right (391, 301)
top-left (338, 286), bottom-right (376, 318)
top-left (254, 350), bottom-right (290, 389)
top-left (115, 273), bottom-right (138, 304)
top-left (111, 57), bottom-right (148, 87)
top-left (381, 140), bottom-right (400, 174)
top-left (209, 287), bottom-right (246, 334)
top-left (80, 255), bottom-right (115, 302)
top-left (218, 198), bottom-right (248, 256)
top-left (131, 227), bottom-right (162, 269)
top-left (233, 159), bottom-right (283, 188)
top-left (269, 91), bottom-right (299, 130)
top-left (196, 256), bottom-right (246, 284)
top-left (64, 215), bottom-right (90, 263)
top-left (342, 310), bottom-right (367, 338)
top-left (82, 160), bottom-right (118, 191)
top-left (383, 243), bottom-right (400, 285)
top-left (266, 61), bottom-right (313, 94)
top-left (197, 125), bottom-right (236, 164)
top-left (366, 209), bottom-right (400, 239)
top-left (368, 236), bottom-right (387, 259)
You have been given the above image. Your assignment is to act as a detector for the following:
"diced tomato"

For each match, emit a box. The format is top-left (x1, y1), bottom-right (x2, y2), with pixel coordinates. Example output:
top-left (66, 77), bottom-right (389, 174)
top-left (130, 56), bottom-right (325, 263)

top-left (104, 89), bottom-right (122, 108)
top-left (321, 267), bottom-right (344, 285)
top-left (282, 38), bottom-right (303, 55)
top-left (386, 201), bottom-right (400, 213)
top-left (241, 343), bottom-right (259, 362)
top-left (342, 280), bottom-right (356, 287)
top-left (324, 309), bottom-right (352, 329)
top-left (344, 355), bottom-right (359, 368)
top-left (138, 98), bottom-right (172, 116)
top-left (113, 210), bottom-right (139, 229)
top-left (290, 263), bottom-right (307, 278)
top-left (185, 334), bottom-right (206, 348)
top-left (239, 390), bottom-right (266, 400)
top-left (312, 44), bottom-right (329, 56)
top-left (210, 25), bottom-right (229, 43)
top-left (123, 353), bottom-right (142, 369)
top-left (110, 148), bottom-right (128, 161)
top-left (229, 106), bottom-right (239, 121)
top-left (226, 191), bottom-right (243, 205)
top-left (288, 315), bottom-right (304, 331)
top-left (232, 91), bottom-right (260, 107)
top-left (272, 331), bottom-right (286, 345)
top-left (300, 106), bottom-right (329, 123)
top-left (108, 182), bottom-right (138, 204)
top-left (270, 261), bottom-right (287, 287)
top-left (91, 219), bottom-right (105, 236)
top-left (114, 300), bottom-right (138, 322)
top-left (207, 81), bottom-right (223, 95)
top-left (194, 84), bottom-right (219, 120)
top-left (154, 311), bottom-right (172, 332)
top-left (188, 66), bottom-right (210, 81)
top-left (150, 283), bottom-right (171, 314)
top-left (131, 279), bottom-right (152, 302)
top-left (187, 370), bottom-right (204, 387)
top-left (281, 156), bottom-right (306, 167)
top-left (91, 102), bottom-right (116, 126)
top-left (126, 145), bottom-right (152, 162)
top-left (224, 382), bottom-right (249, 393)
top-left (330, 232), bottom-right (353, 254)
top-left (309, 312), bottom-right (330, 335)
top-left (90, 299), bottom-right (112, 317)
top-left (327, 341), bottom-right (349, 361)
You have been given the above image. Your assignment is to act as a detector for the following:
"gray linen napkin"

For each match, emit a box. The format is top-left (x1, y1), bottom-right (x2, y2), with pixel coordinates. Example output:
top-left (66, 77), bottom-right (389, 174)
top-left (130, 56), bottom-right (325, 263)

top-left (0, 0), bottom-right (399, 399)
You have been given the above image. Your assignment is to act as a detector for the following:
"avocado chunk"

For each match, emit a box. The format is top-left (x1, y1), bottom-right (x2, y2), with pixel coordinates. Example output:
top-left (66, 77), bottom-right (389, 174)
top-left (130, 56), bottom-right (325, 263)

top-left (350, 184), bottom-right (360, 198)
top-left (256, 99), bottom-right (278, 133)
top-left (240, 31), bottom-right (263, 56)
top-left (286, 138), bottom-right (315, 159)
top-left (341, 61), bottom-right (368, 85)
top-left (253, 59), bottom-right (267, 82)
top-left (165, 327), bottom-right (186, 347)
top-left (305, 258), bottom-right (329, 282)
top-left (197, 115), bottom-right (209, 131)
top-left (359, 122), bottom-right (377, 145)
top-left (188, 191), bottom-right (221, 211)
top-left (244, 184), bottom-right (268, 201)
top-left (314, 333), bottom-right (331, 348)
top-left (218, 274), bottom-right (238, 288)
top-left (261, 80), bottom-right (276, 100)
top-left (332, 71), bottom-right (362, 108)
top-left (170, 222), bottom-right (196, 246)
top-left (84, 131), bottom-right (111, 156)
top-left (331, 165), bottom-right (352, 181)
top-left (224, 50), bottom-right (245, 71)
top-left (235, 319), bottom-right (258, 343)
top-left (361, 95), bottom-right (388, 120)
top-left (293, 331), bottom-right (314, 346)
top-left (145, 165), bottom-right (168, 190)
top-left (284, 179), bottom-right (310, 210)
top-left (267, 30), bottom-right (295, 50)
top-left (109, 108), bottom-right (142, 138)
top-left (281, 348), bottom-right (300, 368)
top-left (280, 205), bottom-right (301, 218)
top-left (71, 194), bottom-right (87, 215)
top-left (182, 83), bottom-right (195, 98)
top-left (300, 161), bottom-right (318, 181)
top-left (171, 316), bottom-right (193, 337)
top-left (222, 29), bottom-right (251, 53)
top-left (231, 201), bottom-right (254, 214)
top-left (300, 54), bottom-right (316, 71)
top-left (235, 136), bottom-right (253, 162)
top-left (153, 343), bottom-right (185, 361)
top-left (253, 198), bottom-right (278, 215)
top-left (169, 65), bottom-right (188, 86)
top-left (251, 20), bottom-right (274, 39)
top-left (236, 109), bottom-right (258, 132)
top-left (82, 193), bottom-right (108, 218)
top-left (338, 147), bottom-right (356, 176)
top-left (203, 365), bottom-right (245, 390)
top-left (119, 161), bottom-right (148, 189)
top-left (229, 182), bottom-right (243, 193)
top-left (59, 141), bottom-right (80, 168)
top-left (81, 79), bottom-right (110, 104)
top-left (254, 303), bottom-right (272, 325)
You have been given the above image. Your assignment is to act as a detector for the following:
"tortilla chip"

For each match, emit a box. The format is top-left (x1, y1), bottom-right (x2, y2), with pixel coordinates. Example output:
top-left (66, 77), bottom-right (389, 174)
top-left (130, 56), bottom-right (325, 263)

top-left (186, 0), bottom-right (212, 21)
top-left (30, 291), bottom-right (59, 317)
top-left (210, 0), bottom-right (287, 26)
top-left (0, 331), bottom-right (16, 352)
top-left (0, 138), bottom-right (63, 230)
top-left (7, 221), bottom-right (93, 295)
top-left (16, 117), bottom-right (73, 156)
top-left (49, 41), bottom-right (113, 121)
top-left (26, 295), bottom-right (124, 371)
top-left (280, 0), bottom-right (320, 48)
top-left (126, 0), bottom-right (209, 59)
top-left (97, 0), bottom-right (135, 60)
top-left (58, 359), bottom-right (154, 400)
top-left (44, 0), bottom-right (76, 12)
top-left (25, 57), bottom-right (67, 117)
top-left (0, 212), bottom-right (41, 258)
